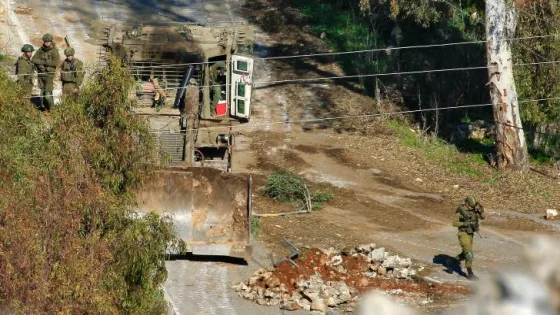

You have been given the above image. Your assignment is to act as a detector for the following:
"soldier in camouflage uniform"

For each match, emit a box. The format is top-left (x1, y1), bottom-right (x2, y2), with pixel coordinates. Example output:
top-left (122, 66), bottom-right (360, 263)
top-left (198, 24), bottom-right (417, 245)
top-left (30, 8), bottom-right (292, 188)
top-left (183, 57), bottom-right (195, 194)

top-left (60, 48), bottom-right (84, 95)
top-left (209, 61), bottom-right (226, 114)
top-left (32, 33), bottom-right (60, 110)
top-left (15, 44), bottom-right (35, 97)
top-left (452, 196), bottom-right (485, 280)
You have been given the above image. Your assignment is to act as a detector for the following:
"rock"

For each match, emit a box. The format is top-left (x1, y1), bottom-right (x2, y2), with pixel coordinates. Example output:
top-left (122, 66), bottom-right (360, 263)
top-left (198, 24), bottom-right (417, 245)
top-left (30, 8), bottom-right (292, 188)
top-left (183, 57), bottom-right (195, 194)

top-left (409, 269), bottom-right (417, 277)
top-left (242, 291), bottom-right (255, 300)
top-left (268, 298), bottom-right (280, 306)
top-left (331, 255), bottom-right (343, 266)
top-left (256, 297), bottom-right (267, 305)
top-left (338, 286), bottom-right (352, 303)
top-left (266, 276), bottom-right (281, 288)
top-left (394, 268), bottom-right (409, 279)
top-left (248, 275), bottom-right (260, 285)
top-left (311, 298), bottom-right (327, 313)
top-left (304, 291), bottom-right (320, 302)
top-left (356, 243), bottom-right (376, 253)
top-left (255, 286), bottom-right (264, 297)
top-left (369, 262), bottom-right (380, 272)
top-left (363, 271), bottom-right (377, 278)
top-left (324, 247), bottom-right (339, 256)
top-left (282, 301), bottom-right (301, 311)
top-left (370, 168), bottom-right (382, 174)
top-left (336, 265), bottom-right (347, 274)
top-left (298, 298), bottom-right (312, 311)
top-left (327, 296), bottom-right (337, 307)
top-left (453, 184), bottom-right (460, 189)
top-left (378, 266), bottom-right (388, 276)
top-left (415, 178), bottom-right (423, 182)
top-left (264, 289), bottom-right (276, 298)
top-left (382, 255), bottom-right (412, 268)
top-left (322, 285), bottom-right (339, 299)
top-left (262, 271), bottom-right (273, 280)
top-left (369, 247), bottom-right (385, 262)
top-left (342, 247), bottom-right (357, 256)
top-left (546, 209), bottom-right (558, 220)
top-left (290, 291), bottom-right (303, 302)
top-left (359, 278), bottom-right (369, 286)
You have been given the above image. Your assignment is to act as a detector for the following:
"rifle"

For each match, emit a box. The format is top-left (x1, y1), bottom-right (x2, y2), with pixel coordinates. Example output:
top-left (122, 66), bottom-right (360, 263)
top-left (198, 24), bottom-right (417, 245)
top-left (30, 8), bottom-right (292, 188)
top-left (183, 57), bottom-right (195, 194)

top-left (458, 206), bottom-right (484, 238)
top-left (64, 36), bottom-right (71, 48)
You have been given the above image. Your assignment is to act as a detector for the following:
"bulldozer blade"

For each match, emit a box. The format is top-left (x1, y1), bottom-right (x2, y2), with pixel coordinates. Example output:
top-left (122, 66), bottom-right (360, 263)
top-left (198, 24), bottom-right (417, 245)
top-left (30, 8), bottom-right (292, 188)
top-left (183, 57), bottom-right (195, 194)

top-left (134, 167), bottom-right (252, 259)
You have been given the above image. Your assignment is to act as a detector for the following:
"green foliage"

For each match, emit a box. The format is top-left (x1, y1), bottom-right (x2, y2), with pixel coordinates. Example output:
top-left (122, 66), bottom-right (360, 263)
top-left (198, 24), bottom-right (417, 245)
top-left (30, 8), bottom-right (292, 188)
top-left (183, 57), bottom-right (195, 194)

top-left (0, 57), bottom-right (177, 314)
top-left (289, 0), bottom-right (488, 130)
top-left (388, 120), bottom-right (485, 178)
top-left (262, 170), bottom-right (334, 210)
top-left (250, 216), bottom-right (261, 239)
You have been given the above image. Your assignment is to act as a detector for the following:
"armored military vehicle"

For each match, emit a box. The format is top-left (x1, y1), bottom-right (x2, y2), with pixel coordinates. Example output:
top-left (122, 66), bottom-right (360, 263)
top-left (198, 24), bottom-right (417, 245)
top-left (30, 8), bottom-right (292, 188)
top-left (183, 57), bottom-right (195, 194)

top-left (88, 21), bottom-right (256, 259)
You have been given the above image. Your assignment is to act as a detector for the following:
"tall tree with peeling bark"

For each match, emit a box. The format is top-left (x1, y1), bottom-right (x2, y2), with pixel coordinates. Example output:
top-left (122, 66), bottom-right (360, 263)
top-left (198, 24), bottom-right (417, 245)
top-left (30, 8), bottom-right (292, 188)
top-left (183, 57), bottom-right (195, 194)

top-left (486, 0), bottom-right (529, 170)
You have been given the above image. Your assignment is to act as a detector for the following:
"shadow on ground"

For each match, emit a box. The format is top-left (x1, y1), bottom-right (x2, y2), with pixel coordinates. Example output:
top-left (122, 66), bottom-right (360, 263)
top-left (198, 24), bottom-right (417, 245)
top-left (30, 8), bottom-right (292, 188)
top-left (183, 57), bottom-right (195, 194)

top-left (433, 254), bottom-right (467, 278)
top-left (167, 253), bottom-right (249, 266)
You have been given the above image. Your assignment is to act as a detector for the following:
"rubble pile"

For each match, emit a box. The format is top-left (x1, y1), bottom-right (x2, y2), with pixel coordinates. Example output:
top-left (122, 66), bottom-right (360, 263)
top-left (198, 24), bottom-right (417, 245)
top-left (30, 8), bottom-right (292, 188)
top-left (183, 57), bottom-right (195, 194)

top-left (233, 244), bottom-right (421, 313)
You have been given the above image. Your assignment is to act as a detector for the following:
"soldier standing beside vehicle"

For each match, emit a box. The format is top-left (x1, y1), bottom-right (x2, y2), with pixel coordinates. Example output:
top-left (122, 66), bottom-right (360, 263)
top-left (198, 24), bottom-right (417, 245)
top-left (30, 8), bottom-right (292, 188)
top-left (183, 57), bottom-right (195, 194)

top-left (60, 48), bottom-right (84, 95)
top-left (15, 44), bottom-right (35, 97)
top-left (32, 33), bottom-right (60, 110)
top-left (452, 196), bottom-right (485, 280)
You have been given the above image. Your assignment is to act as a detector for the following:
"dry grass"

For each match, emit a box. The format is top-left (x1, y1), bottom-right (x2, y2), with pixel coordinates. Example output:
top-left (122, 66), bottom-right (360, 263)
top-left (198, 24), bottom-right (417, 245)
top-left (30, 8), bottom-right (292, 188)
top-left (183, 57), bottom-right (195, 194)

top-left (324, 127), bottom-right (560, 215)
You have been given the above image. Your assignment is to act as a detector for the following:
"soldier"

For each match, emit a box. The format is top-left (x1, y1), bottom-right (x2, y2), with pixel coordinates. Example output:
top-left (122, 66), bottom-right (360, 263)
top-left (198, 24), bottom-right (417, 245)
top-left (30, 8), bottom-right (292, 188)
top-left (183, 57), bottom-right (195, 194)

top-left (15, 44), bottom-right (35, 97)
top-left (209, 61), bottom-right (226, 114)
top-left (452, 196), bottom-right (485, 280)
top-left (32, 33), bottom-right (60, 110)
top-left (60, 47), bottom-right (84, 95)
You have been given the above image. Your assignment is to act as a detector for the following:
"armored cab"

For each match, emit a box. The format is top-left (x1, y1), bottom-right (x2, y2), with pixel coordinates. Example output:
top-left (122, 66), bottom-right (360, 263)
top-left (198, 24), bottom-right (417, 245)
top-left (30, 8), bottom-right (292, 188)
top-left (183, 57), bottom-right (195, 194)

top-left (88, 21), bottom-right (255, 171)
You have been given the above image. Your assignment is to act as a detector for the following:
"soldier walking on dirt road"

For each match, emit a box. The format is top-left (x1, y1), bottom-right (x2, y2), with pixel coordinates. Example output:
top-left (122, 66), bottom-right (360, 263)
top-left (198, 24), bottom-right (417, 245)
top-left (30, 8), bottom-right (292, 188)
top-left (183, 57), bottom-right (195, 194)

top-left (15, 44), bottom-right (35, 97)
top-left (451, 196), bottom-right (485, 280)
top-left (61, 48), bottom-right (84, 95)
top-left (32, 33), bottom-right (60, 110)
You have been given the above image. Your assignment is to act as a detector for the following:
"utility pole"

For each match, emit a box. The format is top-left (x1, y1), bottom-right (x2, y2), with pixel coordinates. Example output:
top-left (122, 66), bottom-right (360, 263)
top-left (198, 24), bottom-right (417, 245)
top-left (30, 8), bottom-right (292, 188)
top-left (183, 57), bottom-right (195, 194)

top-left (486, 0), bottom-right (529, 171)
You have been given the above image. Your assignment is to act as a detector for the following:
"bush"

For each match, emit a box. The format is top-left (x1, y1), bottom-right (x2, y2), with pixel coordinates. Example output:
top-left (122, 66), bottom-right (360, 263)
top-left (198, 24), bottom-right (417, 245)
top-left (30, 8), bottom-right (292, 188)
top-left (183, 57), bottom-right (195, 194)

top-left (0, 57), bottom-right (178, 314)
top-left (262, 170), bottom-right (333, 211)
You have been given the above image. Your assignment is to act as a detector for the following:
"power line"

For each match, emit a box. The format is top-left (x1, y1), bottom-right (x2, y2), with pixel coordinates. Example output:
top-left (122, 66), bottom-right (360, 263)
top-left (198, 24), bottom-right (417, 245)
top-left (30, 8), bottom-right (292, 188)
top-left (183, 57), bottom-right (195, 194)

top-left (254, 34), bottom-right (558, 61)
top-left (24, 58), bottom-right (560, 99)
top-left (160, 59), bottom-right (560, 91)
top-left (146, 97), bottom-right (560, 133)
top-left (7, 33), bottom-right (559, 80)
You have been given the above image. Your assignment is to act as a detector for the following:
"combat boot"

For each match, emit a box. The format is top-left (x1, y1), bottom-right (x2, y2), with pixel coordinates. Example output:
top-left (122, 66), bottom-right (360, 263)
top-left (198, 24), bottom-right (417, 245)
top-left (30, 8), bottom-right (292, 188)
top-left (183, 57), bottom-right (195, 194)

top-left (467, 267), bottom-right (478, 280)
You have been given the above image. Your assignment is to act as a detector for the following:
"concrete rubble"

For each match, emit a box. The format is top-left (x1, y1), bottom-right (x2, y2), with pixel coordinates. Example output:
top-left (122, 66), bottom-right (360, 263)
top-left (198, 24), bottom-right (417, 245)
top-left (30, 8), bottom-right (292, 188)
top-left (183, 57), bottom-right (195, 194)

top-left (355, 236), bottom-right (560, 315)
top-left (545, 209), bottom-right (557, 220)
top-left (232, 243), bottom-right (420, 313)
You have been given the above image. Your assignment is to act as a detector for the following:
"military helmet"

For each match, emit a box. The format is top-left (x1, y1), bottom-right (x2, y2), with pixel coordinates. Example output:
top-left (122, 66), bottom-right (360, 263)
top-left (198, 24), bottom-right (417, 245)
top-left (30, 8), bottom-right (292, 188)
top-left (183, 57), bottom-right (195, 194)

top-left (21, 44), bottom-right (34, 52)
top-left (64, 48), bottom-right (75, 56)
top-left (465, 196), bottom-right (477, 207)
top-left (42, 33), bottom-right (54, 42)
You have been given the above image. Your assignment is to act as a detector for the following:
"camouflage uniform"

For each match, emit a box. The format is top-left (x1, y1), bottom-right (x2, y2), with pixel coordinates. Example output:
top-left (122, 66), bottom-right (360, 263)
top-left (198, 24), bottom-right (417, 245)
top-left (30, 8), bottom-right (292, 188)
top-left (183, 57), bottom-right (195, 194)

top-left (15, 44), bottom-right (35, 97)
top-left (209, 61), bottom-right (226, 114)
top-left (60, 48), bottom-right (84, 95)
top-left (32, 34), bottom-right (60, 110)
top-left (452, 196), bottom-right (485, 279)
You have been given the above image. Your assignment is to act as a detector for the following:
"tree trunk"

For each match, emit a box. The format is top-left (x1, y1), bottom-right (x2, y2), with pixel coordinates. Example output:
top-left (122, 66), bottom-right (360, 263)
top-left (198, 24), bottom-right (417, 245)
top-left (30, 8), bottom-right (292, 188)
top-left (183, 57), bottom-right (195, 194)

top-left (486, 0), bottom-right (529, 171)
